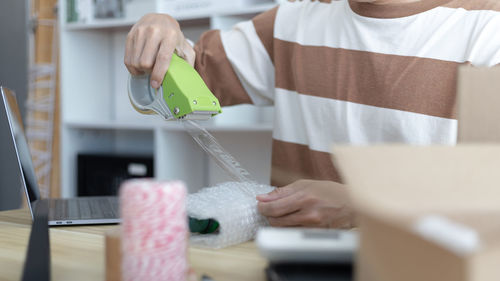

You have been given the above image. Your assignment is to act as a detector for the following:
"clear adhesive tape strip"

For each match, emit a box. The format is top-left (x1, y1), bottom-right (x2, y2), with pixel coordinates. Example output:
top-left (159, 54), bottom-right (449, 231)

top-left (182, 120), bottom-right (254, 187)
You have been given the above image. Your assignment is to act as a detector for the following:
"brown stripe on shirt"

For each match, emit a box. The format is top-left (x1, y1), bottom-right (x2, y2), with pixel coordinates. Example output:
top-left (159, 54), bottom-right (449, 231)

top-left (444, 0), bottom-right (500, 11)
top-left (252, 6), bottom-right (279, 64)
top-left (194, 30), bottom-right (252, 106)
top-left (274, 39), bottom-right (459, 119)
top-left (288, 0), bottom-right (334, 3)
top-left (348, 0), bottom-right (454, 18)
top-left (271, 139), bottom-right (342, 187)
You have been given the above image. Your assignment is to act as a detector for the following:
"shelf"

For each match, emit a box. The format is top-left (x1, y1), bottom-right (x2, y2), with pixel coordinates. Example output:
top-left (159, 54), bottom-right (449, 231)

top-left (64, 18), bottom-right (138, 30)
top-left (64, 3), bottom-right (277, 31)
top-left (59, 2), bottom-right (275, 198)
top-left (65, 120), bottom-right (273, 132)
top-left (65, 120), bottom-right (157, 130)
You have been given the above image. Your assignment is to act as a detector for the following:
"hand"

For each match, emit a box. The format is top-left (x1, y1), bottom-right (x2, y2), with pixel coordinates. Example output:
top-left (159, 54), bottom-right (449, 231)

top-left (257, 180), bottom-right (354, 228)
top-left (124, 13), bottom-right (195, 89)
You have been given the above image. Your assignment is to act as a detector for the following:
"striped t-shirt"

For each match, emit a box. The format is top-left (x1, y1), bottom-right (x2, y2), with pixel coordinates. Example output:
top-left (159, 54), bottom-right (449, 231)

top-left (193, 0), bottom-right (500, 187)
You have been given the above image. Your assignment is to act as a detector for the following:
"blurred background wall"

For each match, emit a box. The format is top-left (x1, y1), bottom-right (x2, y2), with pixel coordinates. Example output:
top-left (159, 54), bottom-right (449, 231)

top-left (0, 0), bottom-right (30, 210)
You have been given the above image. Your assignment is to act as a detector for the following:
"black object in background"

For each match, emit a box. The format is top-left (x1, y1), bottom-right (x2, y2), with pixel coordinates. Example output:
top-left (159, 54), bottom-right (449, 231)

top-left (78, 154), bottom-right (154, 196)
top-left (0, 0), bottom-right (29, 211)
top-left (22, 200), bottom-right (50, 281)
top-left (266, 263), bottom-right (352, 281)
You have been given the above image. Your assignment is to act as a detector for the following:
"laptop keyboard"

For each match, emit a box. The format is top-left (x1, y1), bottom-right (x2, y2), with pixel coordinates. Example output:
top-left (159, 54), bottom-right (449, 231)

top-left (49, 197), bottom-right (119, 221)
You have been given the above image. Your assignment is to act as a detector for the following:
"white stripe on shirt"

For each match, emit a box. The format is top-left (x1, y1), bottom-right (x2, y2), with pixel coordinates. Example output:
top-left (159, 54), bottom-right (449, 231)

top-left (275, 1), bottom-right (500, 66)
top-left (273, 88), bottom-right (458, 153)
top-left (221, 20), bottom-right (276, 105)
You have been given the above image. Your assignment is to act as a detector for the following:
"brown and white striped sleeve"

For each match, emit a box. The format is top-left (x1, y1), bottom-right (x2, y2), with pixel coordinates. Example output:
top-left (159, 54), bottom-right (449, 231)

top-left (194, 30), bottom-right (251, 106)
top-left (194, 7), bottom-right (279, 107)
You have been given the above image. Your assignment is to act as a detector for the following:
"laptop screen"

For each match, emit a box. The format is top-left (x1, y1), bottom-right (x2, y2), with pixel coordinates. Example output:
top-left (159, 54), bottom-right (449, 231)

top-left (1, 87), bottom-right (41, 210)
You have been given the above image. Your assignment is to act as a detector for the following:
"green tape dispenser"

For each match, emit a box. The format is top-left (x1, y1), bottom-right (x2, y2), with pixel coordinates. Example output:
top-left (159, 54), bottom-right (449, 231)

top-left (128, 53), bottom-right (222, 120)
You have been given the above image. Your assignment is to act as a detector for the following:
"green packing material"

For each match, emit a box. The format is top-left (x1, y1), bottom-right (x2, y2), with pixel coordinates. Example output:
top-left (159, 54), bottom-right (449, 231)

top-left (189, 217), bottom-right (220, 234)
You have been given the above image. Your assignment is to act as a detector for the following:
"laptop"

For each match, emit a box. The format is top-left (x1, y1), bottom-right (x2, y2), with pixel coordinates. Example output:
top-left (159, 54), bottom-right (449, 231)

top-left (1, 86), bottom-right (120, 225)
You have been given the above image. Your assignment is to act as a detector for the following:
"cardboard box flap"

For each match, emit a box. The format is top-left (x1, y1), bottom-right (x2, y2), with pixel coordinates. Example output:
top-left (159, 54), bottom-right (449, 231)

top-left (436, 212), bottom-right (500, 250)
top-left (364, 211), bottom-right (500, 255)
top-left (333, 144), bottom-right (500, 281)
top-left (457, 65), bottom-right (500, 143)
top-left (332, 144), bottom-right (500, 217)
top-left (357, 212), bottom-right (500, 281)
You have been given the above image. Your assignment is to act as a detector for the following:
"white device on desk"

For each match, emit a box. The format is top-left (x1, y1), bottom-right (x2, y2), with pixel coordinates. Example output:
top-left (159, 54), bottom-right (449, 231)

top-left (256, 227), bottom-right (358, 263)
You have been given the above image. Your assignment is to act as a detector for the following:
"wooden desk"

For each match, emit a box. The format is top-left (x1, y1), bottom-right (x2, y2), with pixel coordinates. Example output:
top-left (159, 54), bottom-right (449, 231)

top-left (0, 209), bottom-right (267, 281)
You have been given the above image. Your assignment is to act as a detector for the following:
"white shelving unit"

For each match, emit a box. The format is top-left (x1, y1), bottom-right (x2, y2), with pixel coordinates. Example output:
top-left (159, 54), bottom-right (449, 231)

top-left (64, 2), bottom-right (277, 30)
top-left (59, 1), bottom-right (276, 197)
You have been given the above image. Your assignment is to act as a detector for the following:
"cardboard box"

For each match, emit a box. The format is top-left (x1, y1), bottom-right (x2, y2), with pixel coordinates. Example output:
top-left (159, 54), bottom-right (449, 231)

top-left (333, 145), bottom-right (500, 281)
top-left (457, 65), bottom-right (500, 142)
top-left (106, 227), bottom-right (122, 281)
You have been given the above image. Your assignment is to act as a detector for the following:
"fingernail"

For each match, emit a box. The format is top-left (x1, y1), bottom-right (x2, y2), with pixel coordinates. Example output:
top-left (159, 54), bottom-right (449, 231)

top-left (151, 80), bottom-right (159, 89)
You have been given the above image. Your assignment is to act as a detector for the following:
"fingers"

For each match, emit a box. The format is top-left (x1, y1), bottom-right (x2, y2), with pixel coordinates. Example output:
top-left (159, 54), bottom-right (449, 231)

top-left (267, 210), bottom-right (323, 228)
top-left (267, 215), bottom-right (301, 227)
top-left (124, 13), bottom-right (185, 86)
top-left (177, 39), bottom-right (196, 67)
top-left (256, 186), bottom-right (296, 202)
top-left (136, 27), bottom-right (163, 75)
top-left (124, 29), bottom-right (142, 76)
top-left (131, 28), bottom-right (148, 72)
top-left (258, 191), bottom-right (302, 217)
top-left (150, 38), bottom-right (176, 88)
top-left (267, 211), bottom-right (320, 227)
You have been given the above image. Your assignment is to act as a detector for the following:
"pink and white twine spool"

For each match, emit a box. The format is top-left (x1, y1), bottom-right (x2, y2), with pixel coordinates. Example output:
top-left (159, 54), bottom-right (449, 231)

top-left (120, 179), bottom-right (188, 281)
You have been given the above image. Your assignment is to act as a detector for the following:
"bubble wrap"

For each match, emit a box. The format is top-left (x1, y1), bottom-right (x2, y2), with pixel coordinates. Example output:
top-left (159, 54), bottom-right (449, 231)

top-left (120, 179), bottom-right (188, 281)
top-left (187, 181), bottom-right (275, 248)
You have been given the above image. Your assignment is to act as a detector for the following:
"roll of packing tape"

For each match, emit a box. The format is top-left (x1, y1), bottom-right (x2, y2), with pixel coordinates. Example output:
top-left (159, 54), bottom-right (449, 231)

top-left (120, 179), bottom-right (188, 281)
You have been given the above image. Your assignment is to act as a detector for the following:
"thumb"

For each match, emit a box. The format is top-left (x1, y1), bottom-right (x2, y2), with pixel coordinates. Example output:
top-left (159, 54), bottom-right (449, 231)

top-left (257, 186), bottom-right (295, 202)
